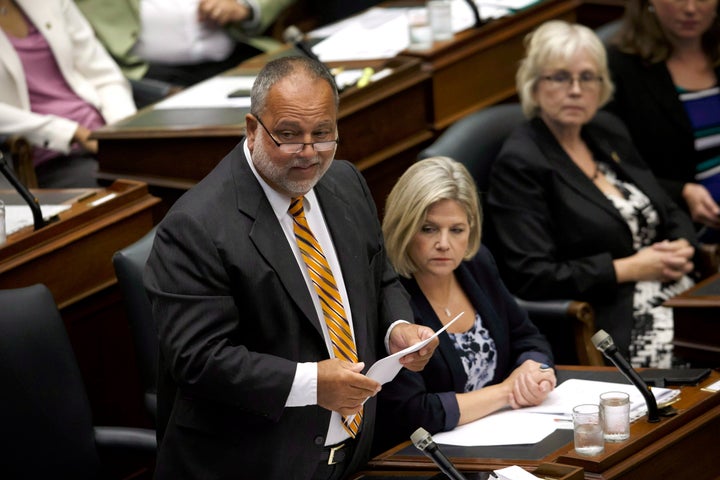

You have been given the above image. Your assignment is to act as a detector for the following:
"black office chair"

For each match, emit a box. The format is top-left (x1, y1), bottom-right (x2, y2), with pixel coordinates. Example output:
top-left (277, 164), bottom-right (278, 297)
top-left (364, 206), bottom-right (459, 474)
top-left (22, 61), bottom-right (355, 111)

top-left (113, 227), bottom-right (159, 424)
top-left (0, 284), bottom-right (156, 479)
top-left (419, 103), bottom-right (602, 366)
top-left (129, 78), bottom-right (176, 109)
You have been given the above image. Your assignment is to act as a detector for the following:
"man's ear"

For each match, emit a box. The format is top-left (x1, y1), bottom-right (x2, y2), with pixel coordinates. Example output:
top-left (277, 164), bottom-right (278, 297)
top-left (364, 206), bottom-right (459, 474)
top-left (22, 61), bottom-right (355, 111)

top-left (245, 113), bottom-right (258, 148)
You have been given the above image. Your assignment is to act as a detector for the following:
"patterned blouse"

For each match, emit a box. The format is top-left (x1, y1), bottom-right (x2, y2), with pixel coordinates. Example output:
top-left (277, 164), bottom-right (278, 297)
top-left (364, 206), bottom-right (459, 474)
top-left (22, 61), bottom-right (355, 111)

top-left (448, 311), bottom-right (498, 392)
top-left (599, 162), bottom-right (694, 368)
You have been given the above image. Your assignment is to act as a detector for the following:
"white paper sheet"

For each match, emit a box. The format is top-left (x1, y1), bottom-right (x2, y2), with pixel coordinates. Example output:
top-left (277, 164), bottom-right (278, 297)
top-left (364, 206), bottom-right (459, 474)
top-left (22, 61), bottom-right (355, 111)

top-left (154, 76), bottom-right (254, 109)
top-left (309, 2), bottom-right (511, 63)
top-left (433, 410), bottom-right (558, 446)
top-left (522, 378), bottom-right (680, 422)
top-left (5, 204), bottom-right (70, 235)
top-left (366, 312), bottom-right (463, 385)
top-left (494, 465), bottom-right (543, 480)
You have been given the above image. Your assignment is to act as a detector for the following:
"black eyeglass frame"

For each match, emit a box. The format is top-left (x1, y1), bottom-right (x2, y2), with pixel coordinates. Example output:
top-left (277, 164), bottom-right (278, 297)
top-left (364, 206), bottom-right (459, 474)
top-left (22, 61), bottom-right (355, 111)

top-left (538, 70), bottom-right (604, 90)
top-left (253, 115), bottom-right (339, 154)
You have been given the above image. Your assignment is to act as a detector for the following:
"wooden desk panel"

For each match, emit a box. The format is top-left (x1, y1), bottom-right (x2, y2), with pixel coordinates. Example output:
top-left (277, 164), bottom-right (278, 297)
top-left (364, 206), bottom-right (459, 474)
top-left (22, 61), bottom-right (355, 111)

top-left (370, 369), bottom-right (720, 480)
top-left (92, 1), bottom-right (581, 212)
top-left (93, 56), bottom-right (432, 208)
top-left (404, 0), bottom-right (579, 130)
top-left (665, 273), bottom-right (720, 367)
top-left (0, 180), bottom-right (161, 428)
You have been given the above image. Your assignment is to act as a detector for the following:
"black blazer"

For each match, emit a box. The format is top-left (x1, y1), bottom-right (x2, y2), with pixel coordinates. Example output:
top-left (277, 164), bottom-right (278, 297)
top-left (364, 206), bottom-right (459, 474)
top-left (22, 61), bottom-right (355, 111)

top-left (144, 142), bottom-right (413, 480)
top-left (487, 116), bottom-right (697, 357)
top-left (373, 247), bottom-right (553, 455)
top-left (605, 47), bottom-right (720, 205)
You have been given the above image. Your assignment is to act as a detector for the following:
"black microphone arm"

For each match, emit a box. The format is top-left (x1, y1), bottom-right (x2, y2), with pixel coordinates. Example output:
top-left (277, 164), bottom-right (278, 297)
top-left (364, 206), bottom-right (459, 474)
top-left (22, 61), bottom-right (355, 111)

top-left (463, 0), bottom-right (483, 28)
top-left (591, 329), bottom-right (660, 423)
top-left (411, 427), bottom-right (467, 480)
top-left (0, 149), bottom-right (46, 231)
top-left (282, 25), bottom-right (323, 63)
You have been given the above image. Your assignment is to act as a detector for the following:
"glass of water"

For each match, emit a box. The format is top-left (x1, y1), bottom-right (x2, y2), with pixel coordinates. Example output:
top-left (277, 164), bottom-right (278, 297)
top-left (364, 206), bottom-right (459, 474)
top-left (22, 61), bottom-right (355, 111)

top-left (572, 403), bottom-right (604, 456)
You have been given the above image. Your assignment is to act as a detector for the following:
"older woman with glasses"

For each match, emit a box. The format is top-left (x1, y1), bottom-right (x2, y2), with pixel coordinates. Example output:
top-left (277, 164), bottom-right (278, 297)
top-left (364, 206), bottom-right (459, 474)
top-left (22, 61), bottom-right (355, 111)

top-left (604, 0), bottom-right (720, 239)
top-left (487, 20), bottom-right (698, 368)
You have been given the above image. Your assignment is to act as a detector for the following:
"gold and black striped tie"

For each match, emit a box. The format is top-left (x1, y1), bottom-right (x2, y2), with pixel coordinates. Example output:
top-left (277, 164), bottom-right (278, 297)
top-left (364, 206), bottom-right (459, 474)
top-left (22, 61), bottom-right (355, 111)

top-left (289, 196), bottom-right (362, 437)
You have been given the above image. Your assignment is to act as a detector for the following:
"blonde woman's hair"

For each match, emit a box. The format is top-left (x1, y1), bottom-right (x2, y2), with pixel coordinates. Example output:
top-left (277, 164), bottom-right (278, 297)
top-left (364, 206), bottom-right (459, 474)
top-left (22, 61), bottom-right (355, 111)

top-left (516, 20), bottom-right (615, 118)
top-left (382, 156), bottom-right (482, 278)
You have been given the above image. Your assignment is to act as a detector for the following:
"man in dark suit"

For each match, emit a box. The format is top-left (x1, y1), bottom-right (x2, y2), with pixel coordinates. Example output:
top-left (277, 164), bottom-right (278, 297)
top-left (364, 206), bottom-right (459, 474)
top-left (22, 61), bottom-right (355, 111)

top-left (144, 55), bottom-right (438, 480)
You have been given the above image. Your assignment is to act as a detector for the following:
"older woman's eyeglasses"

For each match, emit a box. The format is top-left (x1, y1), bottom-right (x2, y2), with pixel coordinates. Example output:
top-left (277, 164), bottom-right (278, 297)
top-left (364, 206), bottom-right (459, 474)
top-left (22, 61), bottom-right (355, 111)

top-left (255, 116), bottom-right (339, 154)
top-left (539, 70), bottom-right (603, 91)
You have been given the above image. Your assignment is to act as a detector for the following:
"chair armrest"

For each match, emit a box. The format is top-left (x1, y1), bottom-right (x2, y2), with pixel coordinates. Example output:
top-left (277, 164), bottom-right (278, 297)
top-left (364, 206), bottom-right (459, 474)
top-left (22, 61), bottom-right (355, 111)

top-left (696, 243), bottom-right (720, 280)
top-left (94, 426), bottom-right (157, 453)
top-left (130, 78), bottom-right (177, 109)
top-left (1, 135), bottom-right (37, 188)
top-left (515, 298), bottom-right (603, 366)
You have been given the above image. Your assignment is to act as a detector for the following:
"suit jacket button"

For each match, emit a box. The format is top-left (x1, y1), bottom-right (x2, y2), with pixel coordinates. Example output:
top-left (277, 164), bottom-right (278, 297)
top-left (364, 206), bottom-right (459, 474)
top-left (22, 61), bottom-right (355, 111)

top-left (314, 436), bottom-right (324, 446)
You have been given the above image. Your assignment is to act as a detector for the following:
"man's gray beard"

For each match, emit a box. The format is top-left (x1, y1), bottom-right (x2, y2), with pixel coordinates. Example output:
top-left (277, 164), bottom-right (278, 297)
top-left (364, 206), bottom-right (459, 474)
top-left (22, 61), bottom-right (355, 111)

top-left (252, 142), bottom-right (332, 197)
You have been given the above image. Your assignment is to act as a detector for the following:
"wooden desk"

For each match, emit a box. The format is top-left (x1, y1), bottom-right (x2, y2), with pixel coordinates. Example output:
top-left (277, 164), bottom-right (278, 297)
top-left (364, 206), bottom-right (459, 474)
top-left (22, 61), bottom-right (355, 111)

top-left (93, 55), bottom-right (432, 212)
top-left (403, 0), bottom-right (579, 130)
top-left (665, 273), bottom-right (720, 368)
top-left (0, 180), bottom-right (161, 427)
top-left (370, 368), bottom-right (720, 480)
top-left (93, 0), bottom-right (580, 213)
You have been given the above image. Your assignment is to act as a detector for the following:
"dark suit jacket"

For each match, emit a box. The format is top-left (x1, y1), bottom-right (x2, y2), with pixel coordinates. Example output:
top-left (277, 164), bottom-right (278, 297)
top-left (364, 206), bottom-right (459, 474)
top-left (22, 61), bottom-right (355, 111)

top-left (604, 47), bottom-right (720, 205)
top-left (373, 247), bottom-right (553, 455)
top-left (487, 116), bottom-right (697, 358)
top-left (144, 142), bottom-right (413, 480)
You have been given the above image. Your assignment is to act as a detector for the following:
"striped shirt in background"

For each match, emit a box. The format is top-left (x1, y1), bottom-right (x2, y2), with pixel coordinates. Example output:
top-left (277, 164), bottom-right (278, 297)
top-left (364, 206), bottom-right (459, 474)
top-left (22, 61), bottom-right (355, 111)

top-left (679, 86), bottom-right (720, 201)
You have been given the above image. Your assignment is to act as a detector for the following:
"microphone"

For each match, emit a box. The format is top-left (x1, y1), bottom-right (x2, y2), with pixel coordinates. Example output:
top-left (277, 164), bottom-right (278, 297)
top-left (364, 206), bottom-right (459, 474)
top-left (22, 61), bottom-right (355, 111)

top-left (463, 0), bottom-right (483, 28)
top-left (410, 427), bottom-right (467, 480)
top-left (591, 329), bottom-right (660, 423)
top-left (0, 149), bottom-right (47, 231)
top-left (282, 25), bottom-right (322, 63)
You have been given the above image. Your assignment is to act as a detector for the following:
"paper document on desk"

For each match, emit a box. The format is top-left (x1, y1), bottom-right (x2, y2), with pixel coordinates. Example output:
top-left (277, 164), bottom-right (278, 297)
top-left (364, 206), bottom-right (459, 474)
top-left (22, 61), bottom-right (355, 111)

top-left (309, 2), bottom-right (510, 63)
top-left (432, 409), bottom-right (558, 446)
top-left (365, 312), bottom-right (462, 385)
top-left (154, 76), bottom-right (254, 109)
top-left (522, 378), bottom-right (680, 422)
top-left (4, 204), bottom-right (70, 235)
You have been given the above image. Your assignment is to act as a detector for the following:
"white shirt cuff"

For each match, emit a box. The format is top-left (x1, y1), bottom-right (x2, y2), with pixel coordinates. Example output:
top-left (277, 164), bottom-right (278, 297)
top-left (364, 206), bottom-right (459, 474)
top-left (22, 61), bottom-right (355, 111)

top-left (285, 362), bottom-right (317, 407)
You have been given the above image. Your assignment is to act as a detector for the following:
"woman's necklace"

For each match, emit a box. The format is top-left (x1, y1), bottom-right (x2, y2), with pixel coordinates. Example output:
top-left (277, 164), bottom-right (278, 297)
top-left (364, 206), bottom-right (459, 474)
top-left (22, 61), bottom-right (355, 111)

top-left (427, 285), bottom-right (454, 318)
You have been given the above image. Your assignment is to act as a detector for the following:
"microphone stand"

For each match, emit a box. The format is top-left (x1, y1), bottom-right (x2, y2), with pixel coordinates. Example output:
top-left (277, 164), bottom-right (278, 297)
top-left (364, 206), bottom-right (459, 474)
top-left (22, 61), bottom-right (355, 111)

top-left (592, 330), bottom-right (660, 423)
top-left (463, 0), bottom-right (483, 28)
top-left (0, 150), bottom-right (47, 231)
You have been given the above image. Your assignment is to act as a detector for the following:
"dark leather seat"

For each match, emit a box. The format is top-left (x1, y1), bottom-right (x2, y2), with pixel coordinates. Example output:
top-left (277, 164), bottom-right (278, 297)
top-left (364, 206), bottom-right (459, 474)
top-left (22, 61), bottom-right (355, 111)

top-left (113, 227), bottom-right (159, 424)
top-left (0, 284), bottom-right (156, 479)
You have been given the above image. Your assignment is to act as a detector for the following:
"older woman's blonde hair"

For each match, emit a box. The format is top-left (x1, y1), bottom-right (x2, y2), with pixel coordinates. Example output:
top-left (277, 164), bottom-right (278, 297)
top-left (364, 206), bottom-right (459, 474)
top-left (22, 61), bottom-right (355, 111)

top-left (516, 20), bottom-right (615, 118)
top-left (382, 156), bottom-right (482, 278)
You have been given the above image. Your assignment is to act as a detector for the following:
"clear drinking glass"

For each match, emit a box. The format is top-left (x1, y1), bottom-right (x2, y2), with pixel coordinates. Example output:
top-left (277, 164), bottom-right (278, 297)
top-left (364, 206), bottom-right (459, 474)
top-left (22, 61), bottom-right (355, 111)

top-left (600, 391), bottom-right (630, 442)
top-left (572, 403), bottom-right (604, 456)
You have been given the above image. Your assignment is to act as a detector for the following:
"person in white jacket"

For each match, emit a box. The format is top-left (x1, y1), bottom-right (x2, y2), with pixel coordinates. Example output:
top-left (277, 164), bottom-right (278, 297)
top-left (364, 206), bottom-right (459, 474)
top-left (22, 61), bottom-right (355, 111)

top-left (0, 0), bottom-right (136, 187)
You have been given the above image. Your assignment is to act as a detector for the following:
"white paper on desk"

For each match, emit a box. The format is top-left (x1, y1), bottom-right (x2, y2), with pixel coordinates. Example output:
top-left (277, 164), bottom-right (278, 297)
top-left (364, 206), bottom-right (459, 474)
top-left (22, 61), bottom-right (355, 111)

top-left (310, 2), bottom-right (510, 62)
top-left (433, 410), bottom-right (557, 446)
top-left (522, 378), bottom-right (680, 422)
top-left (494, 465), bottom-right (543, 480)
top-left (4, 204), bottom-right (70, 235)
top-left (154, 76), bottom-right (254, 110)
top-left (365, 312), bottom-right (462, 385)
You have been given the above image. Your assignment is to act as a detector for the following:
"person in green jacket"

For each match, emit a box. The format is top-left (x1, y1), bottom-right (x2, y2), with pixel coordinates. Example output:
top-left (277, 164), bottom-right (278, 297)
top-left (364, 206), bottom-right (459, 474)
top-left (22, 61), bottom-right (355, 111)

top-left (75, 0), bottom-right (295, 87)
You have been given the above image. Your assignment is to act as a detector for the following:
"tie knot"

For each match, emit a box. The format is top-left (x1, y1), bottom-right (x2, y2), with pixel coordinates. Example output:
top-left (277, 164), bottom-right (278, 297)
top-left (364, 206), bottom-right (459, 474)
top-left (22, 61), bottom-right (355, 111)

top-left (289, 197), bottom-right (305, 218)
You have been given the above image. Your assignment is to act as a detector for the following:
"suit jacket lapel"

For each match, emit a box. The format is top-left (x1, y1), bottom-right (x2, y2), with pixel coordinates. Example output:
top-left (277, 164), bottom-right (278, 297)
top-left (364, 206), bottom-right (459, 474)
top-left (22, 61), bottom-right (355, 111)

top-left (232, 147), bottom-right (323, 337)
top-left (530, 119), bottom-right (626, 224)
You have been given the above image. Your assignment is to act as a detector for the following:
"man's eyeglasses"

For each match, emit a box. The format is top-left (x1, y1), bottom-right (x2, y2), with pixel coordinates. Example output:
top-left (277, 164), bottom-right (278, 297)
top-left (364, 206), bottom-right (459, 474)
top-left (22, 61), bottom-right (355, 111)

top-left (254, 116), bottom-right (339, 154)
top-left (539, 70), bottom-right (603, 91)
